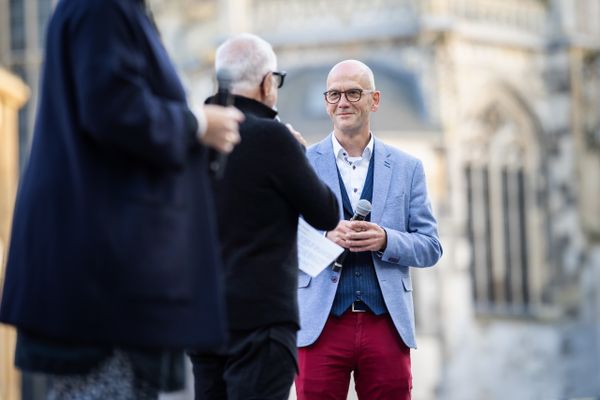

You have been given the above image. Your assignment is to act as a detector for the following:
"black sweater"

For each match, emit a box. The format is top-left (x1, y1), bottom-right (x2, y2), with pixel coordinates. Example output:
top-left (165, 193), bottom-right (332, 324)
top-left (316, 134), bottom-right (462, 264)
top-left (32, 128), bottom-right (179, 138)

top-left (211, 96), bottom-right (339, 331)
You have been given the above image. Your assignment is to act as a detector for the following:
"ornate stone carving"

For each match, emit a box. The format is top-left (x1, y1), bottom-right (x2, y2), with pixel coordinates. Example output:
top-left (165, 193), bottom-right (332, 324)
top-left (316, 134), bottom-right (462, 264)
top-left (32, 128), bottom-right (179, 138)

top-left (248, 0), bottom-right (416, 36)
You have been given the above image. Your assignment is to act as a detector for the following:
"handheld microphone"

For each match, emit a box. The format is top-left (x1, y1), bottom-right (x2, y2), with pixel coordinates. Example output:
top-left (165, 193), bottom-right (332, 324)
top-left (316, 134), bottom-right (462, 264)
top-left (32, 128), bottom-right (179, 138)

top-left (332, 199), bottom-right (372, 273)
top-left (209, 69), bottom-right (234, 179)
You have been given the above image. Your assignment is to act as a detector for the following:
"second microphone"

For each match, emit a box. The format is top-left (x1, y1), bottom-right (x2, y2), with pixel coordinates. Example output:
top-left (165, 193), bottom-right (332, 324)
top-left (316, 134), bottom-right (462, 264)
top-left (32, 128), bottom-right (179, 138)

top-left (332, 199), bottom-right (372, 273)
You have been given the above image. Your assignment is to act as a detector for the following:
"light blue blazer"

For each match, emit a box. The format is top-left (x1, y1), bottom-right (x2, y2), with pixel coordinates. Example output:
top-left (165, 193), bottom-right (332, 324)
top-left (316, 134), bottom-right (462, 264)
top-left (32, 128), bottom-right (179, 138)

top-left (297, 134), bottom-right (442, 349)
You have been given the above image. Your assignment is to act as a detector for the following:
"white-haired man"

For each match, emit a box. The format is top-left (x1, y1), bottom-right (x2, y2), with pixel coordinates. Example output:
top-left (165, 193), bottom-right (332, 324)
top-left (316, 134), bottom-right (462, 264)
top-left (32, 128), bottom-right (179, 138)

top-left (188, 33), bottom-right (339, 400)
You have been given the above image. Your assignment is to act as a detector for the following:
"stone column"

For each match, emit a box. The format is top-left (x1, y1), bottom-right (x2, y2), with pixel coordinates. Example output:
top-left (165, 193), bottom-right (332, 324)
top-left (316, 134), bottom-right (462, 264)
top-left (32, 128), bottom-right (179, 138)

top-left (0, 67), bottom-right (29, 400)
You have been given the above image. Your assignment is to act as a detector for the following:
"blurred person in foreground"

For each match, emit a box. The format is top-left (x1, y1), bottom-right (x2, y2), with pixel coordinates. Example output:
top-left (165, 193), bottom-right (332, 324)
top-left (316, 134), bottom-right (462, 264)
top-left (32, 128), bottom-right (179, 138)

top-left (188, 33), bottom-right (339, 400)
top-left (295, 60), bottom-right (443, 400)
top-left (0, 0), bottom-right (243, 398)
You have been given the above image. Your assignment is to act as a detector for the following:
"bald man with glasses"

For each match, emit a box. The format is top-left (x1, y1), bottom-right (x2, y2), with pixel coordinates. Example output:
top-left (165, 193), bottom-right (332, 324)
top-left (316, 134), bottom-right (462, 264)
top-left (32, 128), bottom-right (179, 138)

top-left (295, 60), bottom-right (443, 400)
top-left (188, 33), bottom-right (339, 400)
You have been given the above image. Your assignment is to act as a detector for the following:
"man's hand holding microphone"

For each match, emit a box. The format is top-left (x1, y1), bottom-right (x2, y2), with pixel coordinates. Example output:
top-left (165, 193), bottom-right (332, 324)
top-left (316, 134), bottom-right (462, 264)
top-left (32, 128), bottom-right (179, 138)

top-left (199, 105), bottom-right (243, 153)
top-left (325, 200), bottom-right (387, 272)
top-left (326, 199), bottom-right (386, 254)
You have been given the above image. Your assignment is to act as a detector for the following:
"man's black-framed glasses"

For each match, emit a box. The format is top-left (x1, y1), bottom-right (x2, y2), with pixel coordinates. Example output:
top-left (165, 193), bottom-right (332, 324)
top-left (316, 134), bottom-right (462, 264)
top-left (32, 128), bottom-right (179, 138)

top-left (323, 88), bottom-right (374, 104)
top-left (262, 71), bottom-right (287, 89)
top-left (272, 71), bottom-right (286, 88)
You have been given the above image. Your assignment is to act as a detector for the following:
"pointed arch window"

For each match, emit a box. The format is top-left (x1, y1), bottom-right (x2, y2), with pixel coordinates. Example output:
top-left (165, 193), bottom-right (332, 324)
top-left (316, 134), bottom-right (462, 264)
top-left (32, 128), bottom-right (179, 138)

top-left (464, 105), bottom-right (541, 316)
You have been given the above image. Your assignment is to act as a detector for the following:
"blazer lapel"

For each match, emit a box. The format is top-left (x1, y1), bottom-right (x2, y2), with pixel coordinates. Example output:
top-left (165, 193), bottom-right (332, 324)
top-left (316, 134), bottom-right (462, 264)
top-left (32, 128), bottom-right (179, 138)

top-left (371, 138), bottom-right (393, 224)
top-left (314, 134), bottom-right (344, 220)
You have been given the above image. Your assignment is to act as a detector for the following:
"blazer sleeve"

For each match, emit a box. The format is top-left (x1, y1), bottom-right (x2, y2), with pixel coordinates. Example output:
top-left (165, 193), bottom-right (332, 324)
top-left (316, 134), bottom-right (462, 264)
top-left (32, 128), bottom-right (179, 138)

top-left (269, 126), bottom-right (339, 232)
top-left (379, 160), bottom-right (443, 267)
top-left (69, 0), bottom-right (198, 169)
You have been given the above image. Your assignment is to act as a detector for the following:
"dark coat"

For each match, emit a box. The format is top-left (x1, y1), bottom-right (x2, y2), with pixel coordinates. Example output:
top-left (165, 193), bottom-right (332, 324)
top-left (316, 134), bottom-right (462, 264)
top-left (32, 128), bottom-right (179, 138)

top-left (210, 95), bottom-right (340, 331)
top-left (0, 0), bottom-right (226, 350)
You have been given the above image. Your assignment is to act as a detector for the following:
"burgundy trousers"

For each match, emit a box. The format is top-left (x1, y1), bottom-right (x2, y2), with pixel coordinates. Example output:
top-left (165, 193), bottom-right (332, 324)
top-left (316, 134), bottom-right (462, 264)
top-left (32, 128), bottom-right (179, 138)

top-left (296, 311), bottom-right (412, 400)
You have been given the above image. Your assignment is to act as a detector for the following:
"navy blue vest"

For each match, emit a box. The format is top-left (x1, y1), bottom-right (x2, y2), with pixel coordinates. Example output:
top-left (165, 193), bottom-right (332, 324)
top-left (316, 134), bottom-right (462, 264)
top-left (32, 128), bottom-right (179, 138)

top-left (331, 153), bottom-right (387, 316)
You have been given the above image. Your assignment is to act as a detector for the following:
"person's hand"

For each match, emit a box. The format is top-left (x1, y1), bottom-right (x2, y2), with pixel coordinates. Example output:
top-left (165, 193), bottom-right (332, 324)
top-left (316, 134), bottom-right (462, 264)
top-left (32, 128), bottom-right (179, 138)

top-left (345, 221), bottom-right (387, 252)
top-left (285, 123), bottom-right (307, 148)
top-left (200, 105), bottom-right (244, 153)
top-left (325, 220), bottom-right (354, 249)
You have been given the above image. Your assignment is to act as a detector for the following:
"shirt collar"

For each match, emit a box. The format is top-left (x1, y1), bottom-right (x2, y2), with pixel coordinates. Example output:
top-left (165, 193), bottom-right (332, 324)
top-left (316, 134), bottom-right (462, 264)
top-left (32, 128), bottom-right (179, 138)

top-left (331, 133), bottom-right (374, 161)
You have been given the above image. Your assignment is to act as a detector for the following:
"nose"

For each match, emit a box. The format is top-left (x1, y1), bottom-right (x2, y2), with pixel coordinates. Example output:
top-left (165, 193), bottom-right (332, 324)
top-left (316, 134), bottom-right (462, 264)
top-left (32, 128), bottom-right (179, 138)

top-left (337, 93), bottom-right (351, 108)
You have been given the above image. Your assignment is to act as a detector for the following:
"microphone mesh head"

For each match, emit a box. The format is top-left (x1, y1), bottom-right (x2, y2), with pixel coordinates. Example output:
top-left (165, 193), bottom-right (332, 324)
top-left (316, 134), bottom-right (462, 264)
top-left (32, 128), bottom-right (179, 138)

top-left (355, 199), bottom-right (372, 217)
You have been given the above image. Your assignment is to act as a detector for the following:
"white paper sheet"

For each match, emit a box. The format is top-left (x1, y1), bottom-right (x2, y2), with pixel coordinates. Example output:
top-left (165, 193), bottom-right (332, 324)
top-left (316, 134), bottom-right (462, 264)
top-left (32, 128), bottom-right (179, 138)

top-left (297, 218), bottom-right (344, 277)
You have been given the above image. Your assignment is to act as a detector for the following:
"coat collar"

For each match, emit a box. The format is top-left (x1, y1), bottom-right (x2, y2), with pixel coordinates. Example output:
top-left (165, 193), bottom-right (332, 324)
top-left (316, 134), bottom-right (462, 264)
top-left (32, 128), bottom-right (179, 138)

top-left (370, 136), bottom-right (393, 224)
top-left (313, 135), bottom-right (343, 220)
top-left (313, 133), bottom-right (393, 223)
top-left (205, 95), bottom-right (278, 120)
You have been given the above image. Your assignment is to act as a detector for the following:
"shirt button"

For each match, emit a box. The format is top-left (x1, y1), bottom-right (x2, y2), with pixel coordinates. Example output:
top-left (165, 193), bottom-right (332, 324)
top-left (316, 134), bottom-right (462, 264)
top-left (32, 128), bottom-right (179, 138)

top-left (356, 290), bottom-right (361, 296)
top-left (355, 271), bottom-right (361, 277)
top-left (353, 188), bottom-right (358, 193)
top-left (331, 276), bottom-right (338, 283)
top-left (352, 166), bottom-right (356, 170)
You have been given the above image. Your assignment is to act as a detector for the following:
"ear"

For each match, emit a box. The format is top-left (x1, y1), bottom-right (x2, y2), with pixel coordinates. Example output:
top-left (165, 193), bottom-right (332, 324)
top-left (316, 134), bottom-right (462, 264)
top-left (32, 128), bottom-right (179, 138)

top-left (261, 72), bottom-right (273, 99)
top-left (370, 90), bottom-right (381, 112)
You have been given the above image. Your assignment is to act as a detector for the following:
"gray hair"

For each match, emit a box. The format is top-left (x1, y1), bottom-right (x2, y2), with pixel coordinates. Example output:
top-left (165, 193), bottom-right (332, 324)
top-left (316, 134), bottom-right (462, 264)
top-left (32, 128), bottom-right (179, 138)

top-left (215, 33), bottom-right (277, 93)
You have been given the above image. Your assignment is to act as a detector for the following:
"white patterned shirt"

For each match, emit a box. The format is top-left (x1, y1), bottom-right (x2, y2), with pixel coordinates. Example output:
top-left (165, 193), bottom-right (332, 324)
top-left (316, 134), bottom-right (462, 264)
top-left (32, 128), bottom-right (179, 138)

top-left (331, 133), bottom-right (374, 211)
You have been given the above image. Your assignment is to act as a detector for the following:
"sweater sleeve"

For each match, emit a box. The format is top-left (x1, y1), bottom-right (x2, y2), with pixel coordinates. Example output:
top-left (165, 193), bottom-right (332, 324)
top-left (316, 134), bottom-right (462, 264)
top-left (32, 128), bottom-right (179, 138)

top-left (268, 125), bottom-right (339, 231)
